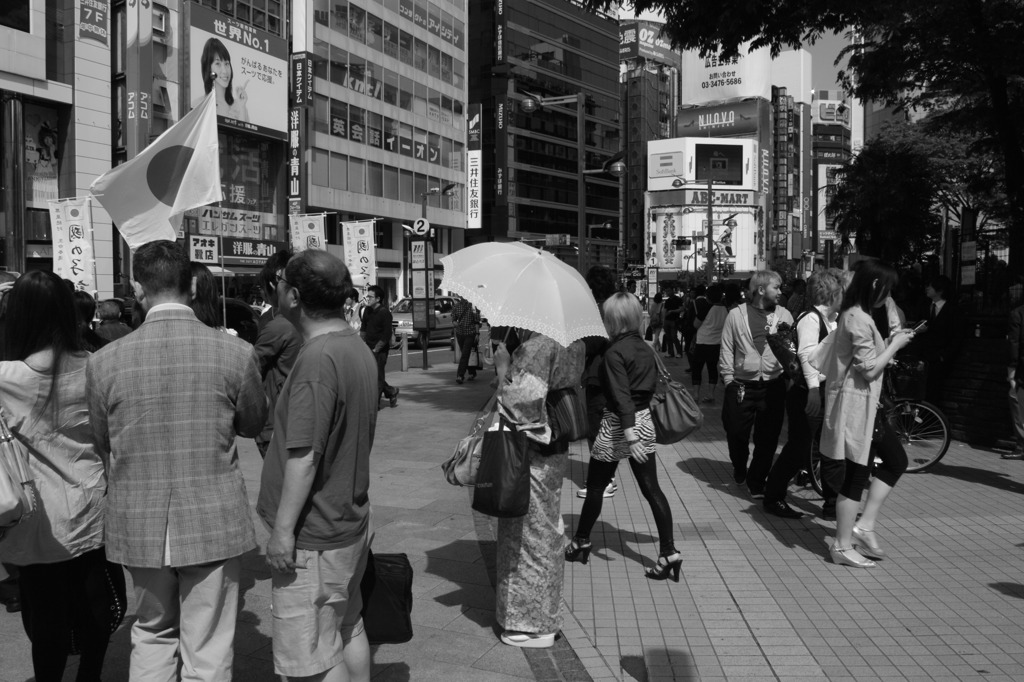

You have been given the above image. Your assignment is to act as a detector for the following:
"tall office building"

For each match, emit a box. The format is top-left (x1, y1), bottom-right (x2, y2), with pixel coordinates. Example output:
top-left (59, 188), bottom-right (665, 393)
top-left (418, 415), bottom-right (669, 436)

top-left (811, 89), bottom-right (852, 265)
top-left (619, 19), bottom-right (679, 273)
top-left (297, 0), bottom-right (469, 300)
top-left (468, 0), bottom-right (621, 273)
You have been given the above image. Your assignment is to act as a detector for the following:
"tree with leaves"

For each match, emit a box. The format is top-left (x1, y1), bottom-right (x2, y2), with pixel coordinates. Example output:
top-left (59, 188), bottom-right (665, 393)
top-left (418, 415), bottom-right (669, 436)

top-left (594, 0), bottom-right (1024, 267)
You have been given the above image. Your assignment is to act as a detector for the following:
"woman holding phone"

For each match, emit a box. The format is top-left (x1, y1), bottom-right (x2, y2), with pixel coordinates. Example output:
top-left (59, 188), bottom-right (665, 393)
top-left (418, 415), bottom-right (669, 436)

top-left (819, 260), bottom-right (915, 567)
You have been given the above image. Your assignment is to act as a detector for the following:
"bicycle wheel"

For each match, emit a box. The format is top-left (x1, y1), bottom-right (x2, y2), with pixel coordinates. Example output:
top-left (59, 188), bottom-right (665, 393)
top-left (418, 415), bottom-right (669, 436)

top-left (887, 400), bottom-right (951, 472)
top-left (807, 430), bottom-right (825, 496)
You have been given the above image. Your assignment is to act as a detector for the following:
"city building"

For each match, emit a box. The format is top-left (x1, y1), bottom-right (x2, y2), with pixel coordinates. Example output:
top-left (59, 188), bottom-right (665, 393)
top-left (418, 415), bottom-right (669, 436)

top-left (297, 0), bottom-right (469, 301)
top-left (468, 0), bottom-right (621, 274)
top-left (643, 45), bottom-right (813, 284)
top-left (1, 0), bottom-right (114, 289)
top-left (811, 88), bottom-right (852, 267)
top-left (619, 19), bottom-right (679, 276)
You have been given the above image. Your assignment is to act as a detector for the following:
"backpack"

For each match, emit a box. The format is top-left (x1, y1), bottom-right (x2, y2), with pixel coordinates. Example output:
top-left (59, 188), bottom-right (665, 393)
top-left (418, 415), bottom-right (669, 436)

top-left (766, 308), bottom-right (828, 382)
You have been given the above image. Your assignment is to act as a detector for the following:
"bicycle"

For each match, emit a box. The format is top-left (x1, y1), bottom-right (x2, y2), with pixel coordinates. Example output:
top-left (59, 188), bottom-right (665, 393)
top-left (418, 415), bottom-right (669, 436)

top-left (807, 359), bottom-right (952, 495)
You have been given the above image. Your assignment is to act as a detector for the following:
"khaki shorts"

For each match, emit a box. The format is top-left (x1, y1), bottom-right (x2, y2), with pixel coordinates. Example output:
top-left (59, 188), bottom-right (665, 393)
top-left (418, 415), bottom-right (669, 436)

top-left (270, 533), bottom-right (370, 677)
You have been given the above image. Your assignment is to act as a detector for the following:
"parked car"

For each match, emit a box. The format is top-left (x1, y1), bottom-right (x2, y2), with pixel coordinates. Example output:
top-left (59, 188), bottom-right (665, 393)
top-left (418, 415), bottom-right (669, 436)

top-left (391, 296), bottom-right (455, 348)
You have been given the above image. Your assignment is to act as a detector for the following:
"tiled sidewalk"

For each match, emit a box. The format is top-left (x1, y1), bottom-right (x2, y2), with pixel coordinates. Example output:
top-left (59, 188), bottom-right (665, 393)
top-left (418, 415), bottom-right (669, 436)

top-left (560, 355), bottom-right (1024, 681)
top-left (3, 350), bottom-right (1024, 681)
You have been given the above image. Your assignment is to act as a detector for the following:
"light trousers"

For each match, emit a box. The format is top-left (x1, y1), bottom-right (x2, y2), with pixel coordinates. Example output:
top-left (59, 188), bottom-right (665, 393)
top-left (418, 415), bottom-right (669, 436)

top-left (128, 557), bottom-right (241, 682)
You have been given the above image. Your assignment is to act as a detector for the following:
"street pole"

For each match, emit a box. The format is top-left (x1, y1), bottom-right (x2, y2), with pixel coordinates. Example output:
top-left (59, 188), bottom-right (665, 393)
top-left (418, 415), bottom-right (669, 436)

top-left (576, 92), bottom-right (586, 274)
top-left (420, 194), bottom-right (430, 369)
top-left (705, 174), bottom-right (715, 283)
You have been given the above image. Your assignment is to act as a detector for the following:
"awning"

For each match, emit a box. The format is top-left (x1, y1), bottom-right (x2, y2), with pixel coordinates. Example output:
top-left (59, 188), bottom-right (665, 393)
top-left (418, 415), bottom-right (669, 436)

top-left (207, 265), bottom-right (237, 277)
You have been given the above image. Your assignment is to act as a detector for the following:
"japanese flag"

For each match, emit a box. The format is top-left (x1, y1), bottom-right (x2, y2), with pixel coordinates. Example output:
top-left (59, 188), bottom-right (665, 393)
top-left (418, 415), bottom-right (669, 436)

top-left (90, 92), bottom-right (222, 250)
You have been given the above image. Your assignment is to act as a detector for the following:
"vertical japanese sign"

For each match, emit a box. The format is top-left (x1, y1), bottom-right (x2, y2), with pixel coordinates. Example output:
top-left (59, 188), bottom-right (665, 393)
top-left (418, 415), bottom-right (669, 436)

top-left (287, 107), bottom-right (305, 215)
top-left (79, 0), bottom-right (109, 45)
top-left (24, 103), bottom-right (60, 209)
top-left (466, 104), bottom-right (482, 229)
top-left (49, 198), bottom-right (97, 292)
top-left (288, 213), bottom-right (326, 252)
top-left (290, 52), bottom-right (314, 109)
top-left (341, 220), bottom-right (377, 287)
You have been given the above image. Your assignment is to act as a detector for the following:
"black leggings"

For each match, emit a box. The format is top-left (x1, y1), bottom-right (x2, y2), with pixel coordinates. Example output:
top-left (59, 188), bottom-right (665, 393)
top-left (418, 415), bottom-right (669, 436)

top-left (690, 344), bottom-right (720, 386)
top-left (820, 422), bottom-right (908, 501)
top-left (574, 456), bottom-right (676, 556)
top-left (18, 547), bottom-right (122, 682)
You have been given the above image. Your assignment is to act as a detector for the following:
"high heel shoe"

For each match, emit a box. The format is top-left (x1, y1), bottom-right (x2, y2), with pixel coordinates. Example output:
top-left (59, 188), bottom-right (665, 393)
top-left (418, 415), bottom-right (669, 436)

top-left (829, 544), bottom-right (875, 568)
top-left (852, 526), bottom-right (887, 559)
top-left (645, 552), bottom-right (682, 582)
top-left (565, 539), bottom-right (592, 564)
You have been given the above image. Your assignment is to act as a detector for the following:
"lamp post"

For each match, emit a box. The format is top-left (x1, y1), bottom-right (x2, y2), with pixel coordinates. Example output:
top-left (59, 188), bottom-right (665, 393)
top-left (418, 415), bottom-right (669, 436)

top-left (520, 92), bottom-right (625, 274)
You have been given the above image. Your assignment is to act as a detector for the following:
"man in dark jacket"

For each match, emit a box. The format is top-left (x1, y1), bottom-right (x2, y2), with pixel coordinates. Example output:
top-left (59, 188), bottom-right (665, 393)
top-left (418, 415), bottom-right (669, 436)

top-left (912, 275), bottom-right (963, 405)
top-left (362, 284), bottom-right (399, 408)
top-left (254, 250), bottom-right (302, 457)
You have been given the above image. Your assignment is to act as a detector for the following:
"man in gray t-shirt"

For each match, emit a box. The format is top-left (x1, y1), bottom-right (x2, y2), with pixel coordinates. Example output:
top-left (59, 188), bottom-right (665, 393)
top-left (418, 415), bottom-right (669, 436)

top-left (257, 250), bottom-right (378, 680)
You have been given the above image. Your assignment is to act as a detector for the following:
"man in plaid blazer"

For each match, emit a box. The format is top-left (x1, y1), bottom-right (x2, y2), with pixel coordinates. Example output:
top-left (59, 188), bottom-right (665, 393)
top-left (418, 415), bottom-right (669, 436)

top-left (87, 241), bottom-right (267, 680)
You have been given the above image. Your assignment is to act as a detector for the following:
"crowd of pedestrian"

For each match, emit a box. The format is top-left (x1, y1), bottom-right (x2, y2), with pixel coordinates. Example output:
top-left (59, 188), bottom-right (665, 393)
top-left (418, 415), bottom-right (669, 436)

top-left (0, 242), bottom-right (989, 678)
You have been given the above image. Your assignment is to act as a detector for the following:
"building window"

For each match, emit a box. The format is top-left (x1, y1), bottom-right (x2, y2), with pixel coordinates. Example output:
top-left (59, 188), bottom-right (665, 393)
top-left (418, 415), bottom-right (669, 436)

top-left (0, 1), bottom-right (30, 32)
top-left (312, 148), bottom-right (330, 187)
top-left (349, 157), bottom-right (366, 194)
top-left (329, 152), bottom-right (347, 190)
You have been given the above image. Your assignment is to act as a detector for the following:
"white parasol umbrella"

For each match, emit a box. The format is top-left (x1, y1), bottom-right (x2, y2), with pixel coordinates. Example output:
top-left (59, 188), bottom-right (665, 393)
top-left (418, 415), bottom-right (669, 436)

top-left (439, 242), bottom-right (607, 347)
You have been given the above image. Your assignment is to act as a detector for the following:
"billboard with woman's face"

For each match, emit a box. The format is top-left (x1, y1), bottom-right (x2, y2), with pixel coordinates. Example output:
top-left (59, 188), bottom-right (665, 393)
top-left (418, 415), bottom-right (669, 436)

top-left (188, 4), bottom-right (288, 140)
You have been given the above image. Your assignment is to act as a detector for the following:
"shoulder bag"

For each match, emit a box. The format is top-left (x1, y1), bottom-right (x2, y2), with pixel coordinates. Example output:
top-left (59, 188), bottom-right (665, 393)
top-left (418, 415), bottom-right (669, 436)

top-left (441, 391), bottom-right (498, 486)
top-left (0, 404), bottom-right (37, 531)
top-left (546, 384), bottom-right (588, 443)
top-left (649, 352), bottom-right (704, 444)
top-left (471, 415), bottom-right (531, 518)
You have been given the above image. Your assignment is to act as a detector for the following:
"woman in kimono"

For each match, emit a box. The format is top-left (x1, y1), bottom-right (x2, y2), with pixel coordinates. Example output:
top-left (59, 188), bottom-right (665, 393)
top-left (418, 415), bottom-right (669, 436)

top-left (819, 260), bottom-right (915, 568)
top-left (492, 330), bottom-right (585, 648)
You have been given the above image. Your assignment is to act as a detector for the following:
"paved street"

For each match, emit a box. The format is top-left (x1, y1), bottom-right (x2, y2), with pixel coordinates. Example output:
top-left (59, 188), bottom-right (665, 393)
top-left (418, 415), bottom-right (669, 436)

top-left (3, 351), bottom-right (1024, 681)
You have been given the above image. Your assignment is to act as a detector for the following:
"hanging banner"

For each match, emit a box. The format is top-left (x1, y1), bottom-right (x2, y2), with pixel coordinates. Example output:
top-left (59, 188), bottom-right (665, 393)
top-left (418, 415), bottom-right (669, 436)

top-left (288, 213), bottom-right (326, 252)
top-left (49, 197), bottom-right (97, 292)
top-left (341, 220), bottom-right (378, 287)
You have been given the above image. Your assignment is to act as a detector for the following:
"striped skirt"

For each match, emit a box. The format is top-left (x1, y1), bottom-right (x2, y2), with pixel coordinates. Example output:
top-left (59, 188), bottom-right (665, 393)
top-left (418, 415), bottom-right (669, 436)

top-left (591, 408), bottom-right (656, 462)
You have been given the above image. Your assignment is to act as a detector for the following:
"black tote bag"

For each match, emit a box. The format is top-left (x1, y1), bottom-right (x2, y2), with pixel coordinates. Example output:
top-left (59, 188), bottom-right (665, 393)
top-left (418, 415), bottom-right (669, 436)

top-left (471, 417), bottom-right (531, 518)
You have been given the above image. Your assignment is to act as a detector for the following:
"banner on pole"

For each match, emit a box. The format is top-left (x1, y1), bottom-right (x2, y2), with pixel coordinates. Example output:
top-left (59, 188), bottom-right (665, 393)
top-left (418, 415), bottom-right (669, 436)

top-left (288, 213), bottom-right (326, 252)
top-left (49, 197), bottom-right (97, 292)
top-left (341, 220), bottom-right (377, 287)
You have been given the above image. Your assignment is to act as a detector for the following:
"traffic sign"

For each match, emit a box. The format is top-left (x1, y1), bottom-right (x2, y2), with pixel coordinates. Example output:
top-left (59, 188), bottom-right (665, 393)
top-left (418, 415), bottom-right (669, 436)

top-left (411, 218), bottom-right (431, 236)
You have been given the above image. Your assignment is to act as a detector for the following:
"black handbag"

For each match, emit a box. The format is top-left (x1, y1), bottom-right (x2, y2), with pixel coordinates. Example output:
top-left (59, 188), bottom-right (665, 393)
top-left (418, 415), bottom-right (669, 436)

top-left (766, 321), bottom-right (802, 380)
top-left (649, 352), bottom-right (704, 444)
top-left (545, 385), bottom-right (588, 443)
top-left (471, 417), bottom-right (531, 518)
top-left (360, 550), bottom-right (414, 645)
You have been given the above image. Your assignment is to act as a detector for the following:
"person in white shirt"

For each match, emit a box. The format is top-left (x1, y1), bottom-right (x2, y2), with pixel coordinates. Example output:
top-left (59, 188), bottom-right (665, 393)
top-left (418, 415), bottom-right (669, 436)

top-left (763, 269), bottom-right (845, 519)
top-left (718, 271), bottom-right (795, 497)
top-left (691, 284), bottom-right (728, 403)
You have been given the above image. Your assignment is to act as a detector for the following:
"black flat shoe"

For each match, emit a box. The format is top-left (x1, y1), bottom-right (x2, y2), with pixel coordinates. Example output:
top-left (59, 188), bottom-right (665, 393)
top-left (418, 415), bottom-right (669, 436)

top-left (763, 499), bottom-right (803, 519)
top-left (389, 388), bottom-right (400, 408)
top-left (645, 551), bottom-right (682, 582)
top-left (564, 539), bottom-right (592, 564)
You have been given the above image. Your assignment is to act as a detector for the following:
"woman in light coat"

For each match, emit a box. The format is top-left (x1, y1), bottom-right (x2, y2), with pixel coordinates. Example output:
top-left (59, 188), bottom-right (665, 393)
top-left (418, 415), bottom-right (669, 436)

top-left (819, 260), bottom-right (915, 568)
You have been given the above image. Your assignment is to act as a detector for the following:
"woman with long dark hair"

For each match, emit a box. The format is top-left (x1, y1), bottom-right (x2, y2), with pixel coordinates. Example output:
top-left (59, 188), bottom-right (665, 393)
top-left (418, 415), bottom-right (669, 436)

top-left (190, 262), bottom-right (225, 330)
top-left (199, 37), bottom-right (249, 121)
top-left (819, 260), bottom-right (915, 567)
top-left (0, 272), bottom-right (122, 681)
